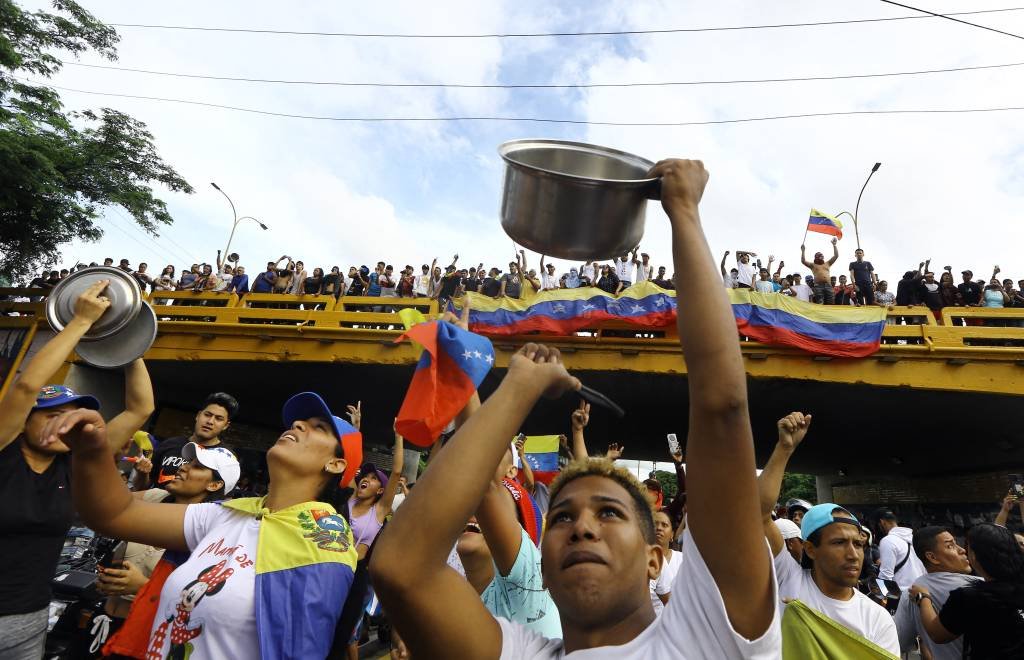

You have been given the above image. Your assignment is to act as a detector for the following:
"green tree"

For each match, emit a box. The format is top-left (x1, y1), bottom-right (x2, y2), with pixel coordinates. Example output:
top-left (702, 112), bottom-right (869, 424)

top-left (0, 0), bottom-right (192, 281)
top-left (780, 472), bottom-right (817, 504)
top-left (653, 469), bottom-right (678, 501)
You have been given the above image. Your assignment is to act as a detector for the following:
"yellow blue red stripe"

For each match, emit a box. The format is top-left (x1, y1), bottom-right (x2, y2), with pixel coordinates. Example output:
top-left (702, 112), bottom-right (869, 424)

top-left (457, 282), bottom-right (887, 358)
top-left (807, 208), bottom-right (843, 239)
top-left (222, 498), bottom-right (358, 659)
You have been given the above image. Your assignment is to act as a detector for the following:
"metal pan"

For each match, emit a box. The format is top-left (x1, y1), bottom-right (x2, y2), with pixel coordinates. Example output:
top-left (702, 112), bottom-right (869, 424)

top-left (45, 266), bottom-right (143, 340)
top-left (73, 302), bottom-right (157, 369)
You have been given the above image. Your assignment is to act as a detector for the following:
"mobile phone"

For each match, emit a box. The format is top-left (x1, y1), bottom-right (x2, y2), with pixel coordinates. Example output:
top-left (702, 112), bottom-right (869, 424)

top-left (98, 540), bottom-right (127, 569)
top-left (667, 433), bottom-right (681, 455)
top-left (1009, 474), bottom-right (1024, 500)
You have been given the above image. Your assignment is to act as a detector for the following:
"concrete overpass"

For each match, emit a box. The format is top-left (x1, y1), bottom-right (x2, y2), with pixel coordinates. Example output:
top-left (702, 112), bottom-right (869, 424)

top-left (3, 288), bottom-right (1022, 505)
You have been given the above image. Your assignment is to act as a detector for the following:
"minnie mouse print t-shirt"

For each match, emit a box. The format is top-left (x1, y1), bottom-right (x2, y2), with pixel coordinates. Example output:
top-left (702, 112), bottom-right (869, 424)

top-left (147, 504), bottom-right (258, 660)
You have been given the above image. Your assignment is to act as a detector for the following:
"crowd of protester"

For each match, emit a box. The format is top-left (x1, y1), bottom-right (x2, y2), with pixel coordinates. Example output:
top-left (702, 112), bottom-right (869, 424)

top-left (21, 240), bottom-right (1024, 329)
top-left (3, 162), bottom-right (1024, 660)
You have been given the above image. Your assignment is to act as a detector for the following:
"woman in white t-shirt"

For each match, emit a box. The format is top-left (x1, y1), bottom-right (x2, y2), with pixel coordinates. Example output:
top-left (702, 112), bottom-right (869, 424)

top-left (649, 510), bottom-right (684, 615)
top-left (39, 391), bottom-right (363, 660)
top-left (371, 160), bottom-right (780, 660)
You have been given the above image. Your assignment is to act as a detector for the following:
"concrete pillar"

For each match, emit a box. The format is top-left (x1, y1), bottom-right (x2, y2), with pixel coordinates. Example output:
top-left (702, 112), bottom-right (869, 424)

top-left (816, 475), bottom-right (835, 504)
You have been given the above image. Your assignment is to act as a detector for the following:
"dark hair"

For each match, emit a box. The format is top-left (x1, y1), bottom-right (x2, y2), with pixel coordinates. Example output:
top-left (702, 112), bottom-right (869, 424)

top-left (968, 524), bottom-right (1024, 582)
top-left (913, 526), bottom-right (951, 564)
top-left (316, 442), bottom-right (349, 510)
top-left (203, 392), bottom-right (240, 420)
top-left (873, 508), bottom-right (898, 523)
top-left (203, 468), bottom-right (227, 502)
top-left (963, 524), bottom-right (1024, 609)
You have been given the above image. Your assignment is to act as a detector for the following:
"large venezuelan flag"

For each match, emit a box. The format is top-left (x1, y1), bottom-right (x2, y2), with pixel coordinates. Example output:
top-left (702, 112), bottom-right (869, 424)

top-left (523, 435), bottom-right (560, 485)
top-left (806, 208), bottom-right (844, 239)
top-left (456, 282), bottom-right (886, 358)
top-left (395, 320), bottom-right (495, 446)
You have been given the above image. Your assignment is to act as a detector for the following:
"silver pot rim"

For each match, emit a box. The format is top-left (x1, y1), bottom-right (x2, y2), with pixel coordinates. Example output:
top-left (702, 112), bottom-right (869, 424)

top-left (45, 266), bottom-right (143, 340)
top-left (498, 138), bottom-right (657, 186)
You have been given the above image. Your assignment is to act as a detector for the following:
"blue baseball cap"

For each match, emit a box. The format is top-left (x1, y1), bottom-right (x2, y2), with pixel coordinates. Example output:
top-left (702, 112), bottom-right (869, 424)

top-left (800, 503), bottom-right (861, 541)
top-left (33, 385), bottom-right (100, 412)
top-left (281, 392), bottom-right (362, 488)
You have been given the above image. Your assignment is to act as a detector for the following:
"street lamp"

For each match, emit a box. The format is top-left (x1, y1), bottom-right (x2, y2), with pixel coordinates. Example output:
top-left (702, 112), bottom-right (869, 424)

top-left (211, 182), bottom-right (268, 266)
top-left (851, 162), bottom-right (881, 250)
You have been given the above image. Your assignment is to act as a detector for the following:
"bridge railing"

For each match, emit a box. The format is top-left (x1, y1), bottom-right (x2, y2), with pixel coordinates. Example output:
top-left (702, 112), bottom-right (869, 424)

top-left (4, 287), bottom-right (1024, 350)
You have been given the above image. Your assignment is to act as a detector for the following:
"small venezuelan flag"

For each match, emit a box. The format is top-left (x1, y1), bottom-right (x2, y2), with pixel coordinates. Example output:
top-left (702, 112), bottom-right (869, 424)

top-left (806, 209), bottom-right (843, 239)
top-left (523, 435), bottom-right (560, 485)
top-left (394, 320), bottom-right (495, 446)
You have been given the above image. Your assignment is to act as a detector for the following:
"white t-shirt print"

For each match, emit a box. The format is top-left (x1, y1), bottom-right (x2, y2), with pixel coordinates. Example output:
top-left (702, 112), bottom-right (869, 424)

top-left (498, 527), bottom-right (781, 659)
top-left (147, 504), bottom-right (259, 660)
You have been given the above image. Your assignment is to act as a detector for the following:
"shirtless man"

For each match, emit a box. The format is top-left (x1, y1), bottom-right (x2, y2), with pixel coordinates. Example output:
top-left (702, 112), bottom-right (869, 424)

top-left (801, 238), bottom-right (838, 304)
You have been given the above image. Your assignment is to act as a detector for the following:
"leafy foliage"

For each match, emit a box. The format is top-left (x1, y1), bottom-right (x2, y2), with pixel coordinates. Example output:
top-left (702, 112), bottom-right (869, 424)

top-left (780, 472), bottom-right (817, 504)
top-left (0, 0), bottom-right (192, 281)
top-left (653, 469), bottom-right (678, 500)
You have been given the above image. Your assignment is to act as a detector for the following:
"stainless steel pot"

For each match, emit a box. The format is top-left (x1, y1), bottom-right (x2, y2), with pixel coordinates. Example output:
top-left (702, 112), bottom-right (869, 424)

top-left (45, 266), bottom-right (157, 368)
top-left (498, 139), bottom-right (661, 261)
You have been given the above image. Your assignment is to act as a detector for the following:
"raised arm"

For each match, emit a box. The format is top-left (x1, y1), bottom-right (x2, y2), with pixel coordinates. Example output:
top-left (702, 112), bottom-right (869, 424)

top-left (757, 413), bottom-right (812, 557)
top-left (652, 158), bottom-right (773, 638)
top-left (720, 251), bottom-right (730, 278)
top-left (664, 447), bottom-right (687, 523)
top-left (827, 238), bottom-right (839, 265)
top-left (371, 344), bottom-right (580, 658)
top-left (800, 244), bottom-right (813, 269)
top-left (476, 480), bottom-right (525, 577)
top-left (569, 400), bottom-right (590, 459)
top-left (0, 281), bottom-right (111, 451)
top-left (774, 260), bottom-right (785, 277)
top-left (104, 359), bottom-right (155, 453)
top-left (39, 408), bottom-right (189, 552)
top-left (995, 494), bottom-right (1015, 527)
top-left (514, 434), bottom-right (535, 495)
top-left (377, 426), bottom-right (405, 518)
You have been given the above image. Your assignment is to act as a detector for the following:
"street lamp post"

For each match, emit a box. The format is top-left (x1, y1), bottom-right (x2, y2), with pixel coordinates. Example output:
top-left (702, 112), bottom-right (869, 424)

top-left (851, 162), bottom-right (882, 250)
top-left (211, 182), bottom-right (268, 267)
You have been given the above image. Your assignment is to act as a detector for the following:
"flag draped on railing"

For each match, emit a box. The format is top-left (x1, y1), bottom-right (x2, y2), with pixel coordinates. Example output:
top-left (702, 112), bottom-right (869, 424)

top-left (455, 282), bottom-right (887, 358)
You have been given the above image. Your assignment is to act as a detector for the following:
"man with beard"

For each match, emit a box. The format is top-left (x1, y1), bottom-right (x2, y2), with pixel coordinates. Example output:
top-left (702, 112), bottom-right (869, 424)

top-left (137, 392), bottom-right (239, 489)
top-left (800, 238), bottom-right (839, 304)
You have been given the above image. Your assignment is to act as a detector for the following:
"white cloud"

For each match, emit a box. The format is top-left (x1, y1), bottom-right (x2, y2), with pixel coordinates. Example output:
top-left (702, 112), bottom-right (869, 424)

top-left (22, 0), bottom-right (1024, 286)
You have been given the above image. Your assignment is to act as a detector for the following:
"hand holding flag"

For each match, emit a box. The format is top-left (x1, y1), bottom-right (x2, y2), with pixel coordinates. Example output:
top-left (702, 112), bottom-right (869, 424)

top-left (394, 303), bottom-right (495, 446)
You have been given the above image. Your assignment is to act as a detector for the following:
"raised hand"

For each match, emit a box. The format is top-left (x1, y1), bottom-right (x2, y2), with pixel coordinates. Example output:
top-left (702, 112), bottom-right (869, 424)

top-left (440, 300), bottom-right (470, 331)
top-left (648, 158), bottom-right (709, 215)
top-left (831, 237), bottom-right (837, 245)
top-left (346, 401), bottom-right (362, 430)
top-left (514, 433), bottom-right (526, 456)
top-left (73, 280), bottom-right (113, 325)
top-left (606, 443), bottom-right (625, 461)
top-left (570, 400), bottom-right (590, 431)
top-left (506, 343), bottom-right (581, 400)
top-left (776, 412), bottom-right (812, 453)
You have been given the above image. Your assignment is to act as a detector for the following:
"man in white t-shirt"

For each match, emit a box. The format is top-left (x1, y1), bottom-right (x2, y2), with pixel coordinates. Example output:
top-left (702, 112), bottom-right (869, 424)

top-left (372, 160), bottom-right (780, 659)
top-left (634, 252), bottom-right (654, 283)
top-left (787, 275), bottom-right (813, 302)
top-left (539, 256), bottom-right (559, 291)
top-left (735, 252), bottom-right (757, 289)
top-left (614, 250), bottom-right (636, 288)
top-left (754, 268), bottom-right (775, 294)
top-left (758, 412), bottom-right (899, 656)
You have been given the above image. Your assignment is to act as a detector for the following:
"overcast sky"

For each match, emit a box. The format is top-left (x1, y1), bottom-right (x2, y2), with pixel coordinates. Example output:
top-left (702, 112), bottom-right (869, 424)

top-left (25, 0), bottom-right (1024, 284)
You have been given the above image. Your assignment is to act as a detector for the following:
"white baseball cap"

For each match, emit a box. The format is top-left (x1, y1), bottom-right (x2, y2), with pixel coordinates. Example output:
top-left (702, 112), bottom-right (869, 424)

top-left (182, 442), bottom-right (240, 494)
top-left (774, 518), bottom-right (802, 541)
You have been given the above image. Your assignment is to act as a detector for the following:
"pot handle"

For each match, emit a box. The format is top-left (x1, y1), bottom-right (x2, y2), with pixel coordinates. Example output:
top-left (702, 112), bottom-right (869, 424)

top-left (644, 178), bottom-right (662, 201)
